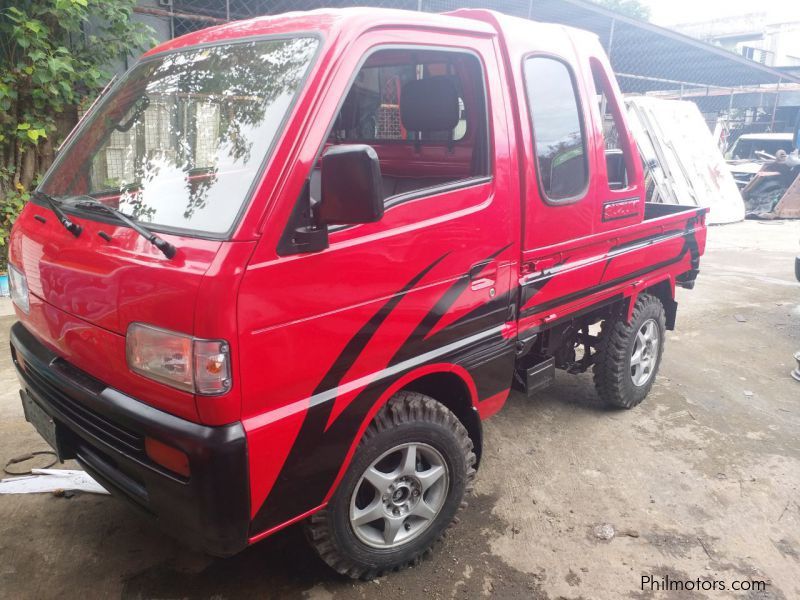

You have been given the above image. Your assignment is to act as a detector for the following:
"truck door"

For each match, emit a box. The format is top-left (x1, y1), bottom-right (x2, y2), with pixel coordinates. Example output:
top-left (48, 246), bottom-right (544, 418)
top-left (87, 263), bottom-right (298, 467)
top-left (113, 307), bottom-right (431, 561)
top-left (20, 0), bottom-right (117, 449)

top-left (517, 51), bottom-right (599, 323)
top-left (237, 31), bottom-right (518, 533)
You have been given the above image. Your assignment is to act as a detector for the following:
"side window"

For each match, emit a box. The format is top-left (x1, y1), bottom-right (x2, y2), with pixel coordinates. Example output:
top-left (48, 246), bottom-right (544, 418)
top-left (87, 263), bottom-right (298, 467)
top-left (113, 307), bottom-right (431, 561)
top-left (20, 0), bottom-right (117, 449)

top-left (313, 47), bottom-right (489, 206)
top-left (523, 57), bottom-right (588, 202)
top-left (590, 59), bottom-right (633, 191)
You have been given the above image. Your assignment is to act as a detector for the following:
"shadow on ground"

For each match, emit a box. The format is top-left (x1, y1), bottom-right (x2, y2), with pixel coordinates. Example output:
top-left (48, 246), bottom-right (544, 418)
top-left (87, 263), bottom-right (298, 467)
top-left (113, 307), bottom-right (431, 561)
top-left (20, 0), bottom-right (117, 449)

top-left (117, 493), bottom-right (544, 600)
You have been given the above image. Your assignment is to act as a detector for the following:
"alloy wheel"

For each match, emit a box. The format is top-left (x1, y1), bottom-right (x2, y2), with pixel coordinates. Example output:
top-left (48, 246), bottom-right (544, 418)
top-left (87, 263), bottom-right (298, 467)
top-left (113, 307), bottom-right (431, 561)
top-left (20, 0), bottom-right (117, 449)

top-left (349, 442), bottom-right (449, 549)
top-left (630, 318), bottom-right (660, 387)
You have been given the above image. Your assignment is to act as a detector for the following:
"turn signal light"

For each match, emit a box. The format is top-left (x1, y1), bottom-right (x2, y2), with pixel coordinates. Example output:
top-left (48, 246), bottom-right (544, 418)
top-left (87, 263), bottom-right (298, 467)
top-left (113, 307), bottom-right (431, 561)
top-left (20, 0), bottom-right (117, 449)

top-left (145, 437), bottom-right (190, 478)
top-left (126, 323), bottom-right (231, 395)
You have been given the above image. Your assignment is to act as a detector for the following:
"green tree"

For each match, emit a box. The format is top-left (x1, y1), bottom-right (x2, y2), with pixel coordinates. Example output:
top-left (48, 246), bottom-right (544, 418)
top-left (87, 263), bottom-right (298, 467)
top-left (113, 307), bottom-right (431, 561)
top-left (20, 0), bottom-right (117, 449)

top-left (592, 0), bottom-right (651, 21)
top-left (0, 0), bottom-right (153, 252)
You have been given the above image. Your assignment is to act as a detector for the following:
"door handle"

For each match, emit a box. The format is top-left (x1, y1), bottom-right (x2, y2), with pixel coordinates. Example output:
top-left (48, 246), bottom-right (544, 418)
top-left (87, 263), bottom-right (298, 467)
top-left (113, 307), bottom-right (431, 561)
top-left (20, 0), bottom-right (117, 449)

top-left (531, 257), bottom-right (557, 273)
top-left (469, 260), bottom-right (497, 291)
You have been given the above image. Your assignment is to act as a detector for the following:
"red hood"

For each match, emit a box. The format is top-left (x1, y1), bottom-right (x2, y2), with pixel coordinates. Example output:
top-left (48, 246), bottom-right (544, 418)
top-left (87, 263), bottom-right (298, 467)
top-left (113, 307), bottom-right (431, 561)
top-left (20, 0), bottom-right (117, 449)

top-left (9, 204), bottom-right (221, 336)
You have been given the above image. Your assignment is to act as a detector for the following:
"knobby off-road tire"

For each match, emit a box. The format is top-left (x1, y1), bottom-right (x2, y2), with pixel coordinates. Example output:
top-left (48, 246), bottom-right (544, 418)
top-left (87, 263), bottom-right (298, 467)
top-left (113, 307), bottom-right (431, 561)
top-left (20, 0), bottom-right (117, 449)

top-left (304, 391), bottom-right (476, 579)
top-left (593, 293), bottom-right (666, 409)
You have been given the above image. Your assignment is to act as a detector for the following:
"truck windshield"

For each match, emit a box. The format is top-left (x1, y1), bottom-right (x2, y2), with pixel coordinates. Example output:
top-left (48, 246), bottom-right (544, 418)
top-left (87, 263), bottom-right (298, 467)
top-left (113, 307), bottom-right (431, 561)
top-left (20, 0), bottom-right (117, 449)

top-left (729, 138), bottom-right (794, 160)
top-left (39, 37), bottom-right (319, 236)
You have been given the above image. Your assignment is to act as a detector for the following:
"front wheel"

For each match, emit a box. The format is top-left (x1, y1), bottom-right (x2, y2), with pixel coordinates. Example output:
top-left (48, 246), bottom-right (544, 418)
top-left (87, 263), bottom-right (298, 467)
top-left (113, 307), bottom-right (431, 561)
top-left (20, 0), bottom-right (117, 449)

top-left (593, 294), bottom-right (666, 409)
top-left (305, 392), bottom-right (475, 579)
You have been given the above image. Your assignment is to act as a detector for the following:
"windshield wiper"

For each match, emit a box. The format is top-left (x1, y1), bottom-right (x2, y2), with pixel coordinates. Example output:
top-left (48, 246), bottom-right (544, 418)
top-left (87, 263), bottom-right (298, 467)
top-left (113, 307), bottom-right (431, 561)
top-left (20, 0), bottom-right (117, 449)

top-left (71, 198), bottom-right (177, 259)
top-left (33, 190), bottom-right (82, 237)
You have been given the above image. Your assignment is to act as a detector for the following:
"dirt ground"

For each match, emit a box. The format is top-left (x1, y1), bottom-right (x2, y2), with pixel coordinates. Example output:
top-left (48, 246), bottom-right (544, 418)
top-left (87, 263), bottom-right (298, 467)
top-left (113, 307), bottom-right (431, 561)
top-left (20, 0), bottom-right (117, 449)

top-left (0, 220), bottom-right (798, 600)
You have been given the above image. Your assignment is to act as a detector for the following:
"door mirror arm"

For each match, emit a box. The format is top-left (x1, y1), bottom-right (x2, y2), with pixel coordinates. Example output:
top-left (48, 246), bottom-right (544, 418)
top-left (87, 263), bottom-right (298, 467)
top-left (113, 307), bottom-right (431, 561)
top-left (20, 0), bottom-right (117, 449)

top-left (291, 221), bottom-right (329, 254)
top-left (277, 180), bottom-right (329, 256)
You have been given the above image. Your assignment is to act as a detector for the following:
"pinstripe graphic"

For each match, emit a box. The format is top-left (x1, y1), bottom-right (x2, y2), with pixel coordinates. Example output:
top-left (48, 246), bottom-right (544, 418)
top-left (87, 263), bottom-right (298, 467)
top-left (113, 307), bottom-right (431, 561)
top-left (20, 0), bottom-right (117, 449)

top-left (250, 247), bottom-right (512, 533)
top-left (520, 218), bottom-right (701, 318)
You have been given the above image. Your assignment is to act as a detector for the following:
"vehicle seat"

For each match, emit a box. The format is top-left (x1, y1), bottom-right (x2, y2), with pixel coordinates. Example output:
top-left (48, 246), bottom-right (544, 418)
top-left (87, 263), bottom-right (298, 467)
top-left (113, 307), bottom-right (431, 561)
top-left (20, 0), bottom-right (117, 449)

top-left (310, 75), bottom-right (463, 206)
top-left (387, 76), bottom-right (462, 196)
top-left (400, 76), bottom-right (460, 137)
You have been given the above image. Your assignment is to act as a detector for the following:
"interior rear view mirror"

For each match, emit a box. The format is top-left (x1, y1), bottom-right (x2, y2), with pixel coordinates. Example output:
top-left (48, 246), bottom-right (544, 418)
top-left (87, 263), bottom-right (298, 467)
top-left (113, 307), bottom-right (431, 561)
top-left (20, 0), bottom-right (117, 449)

top-left (319, 144), bottom-right (384, 225)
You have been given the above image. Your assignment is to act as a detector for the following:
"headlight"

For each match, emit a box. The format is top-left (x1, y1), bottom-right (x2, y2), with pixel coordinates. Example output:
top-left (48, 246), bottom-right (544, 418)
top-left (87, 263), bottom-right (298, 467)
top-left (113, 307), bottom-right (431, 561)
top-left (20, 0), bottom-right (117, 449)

top-left (8, 264), bottom-right (29, 314)
top-left (126, 323), bottom-right (231, 395)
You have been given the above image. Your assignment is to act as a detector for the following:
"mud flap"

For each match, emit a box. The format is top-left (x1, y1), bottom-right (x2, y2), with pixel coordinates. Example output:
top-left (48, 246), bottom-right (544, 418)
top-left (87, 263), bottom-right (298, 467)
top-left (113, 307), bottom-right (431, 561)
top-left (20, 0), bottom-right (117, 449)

top-left (513, 356), bottom-right (555, 397)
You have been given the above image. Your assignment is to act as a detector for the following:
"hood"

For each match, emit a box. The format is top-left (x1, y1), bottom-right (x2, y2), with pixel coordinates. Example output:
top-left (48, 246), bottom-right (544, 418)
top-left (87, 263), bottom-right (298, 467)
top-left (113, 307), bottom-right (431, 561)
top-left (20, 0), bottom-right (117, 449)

top-left (9, 205), bottom-right (222, 336)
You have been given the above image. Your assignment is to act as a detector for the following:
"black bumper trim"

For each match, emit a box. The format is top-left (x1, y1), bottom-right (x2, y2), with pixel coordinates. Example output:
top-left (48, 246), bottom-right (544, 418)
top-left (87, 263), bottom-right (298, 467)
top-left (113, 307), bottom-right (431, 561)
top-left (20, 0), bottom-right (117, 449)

top-left (10, 322), bottom-right (250, 557)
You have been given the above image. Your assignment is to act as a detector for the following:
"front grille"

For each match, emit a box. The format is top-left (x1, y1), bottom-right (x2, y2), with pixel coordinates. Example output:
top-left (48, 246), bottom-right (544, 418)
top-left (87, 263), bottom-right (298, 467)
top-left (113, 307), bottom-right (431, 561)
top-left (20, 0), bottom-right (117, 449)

top-left (22, 359), bottom-right (145, 456)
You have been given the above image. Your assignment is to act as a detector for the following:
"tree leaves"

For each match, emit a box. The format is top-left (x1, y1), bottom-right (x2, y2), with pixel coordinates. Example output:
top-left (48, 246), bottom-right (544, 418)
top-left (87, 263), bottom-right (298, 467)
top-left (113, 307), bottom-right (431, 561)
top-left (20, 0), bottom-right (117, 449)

top-left (2, 0), bottom-right (155, 146)
top-left (27, 129), bottom-right (47, 143)
top-left (0, 0), bottom-right (156, 267)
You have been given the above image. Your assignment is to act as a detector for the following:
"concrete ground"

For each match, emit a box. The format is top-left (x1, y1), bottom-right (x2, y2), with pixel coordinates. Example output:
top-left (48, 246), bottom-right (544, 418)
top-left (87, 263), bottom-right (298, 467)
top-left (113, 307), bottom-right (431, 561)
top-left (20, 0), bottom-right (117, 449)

top-left (0, 220), bottom-right (798, 600)
top-left (0, 297), bottom-right (15, 318)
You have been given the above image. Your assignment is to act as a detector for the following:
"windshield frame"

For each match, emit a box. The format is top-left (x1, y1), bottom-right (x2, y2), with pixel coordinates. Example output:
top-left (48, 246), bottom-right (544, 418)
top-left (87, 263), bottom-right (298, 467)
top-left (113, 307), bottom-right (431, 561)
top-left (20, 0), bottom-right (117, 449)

top-left (35, 31), bottom-right (324, 241)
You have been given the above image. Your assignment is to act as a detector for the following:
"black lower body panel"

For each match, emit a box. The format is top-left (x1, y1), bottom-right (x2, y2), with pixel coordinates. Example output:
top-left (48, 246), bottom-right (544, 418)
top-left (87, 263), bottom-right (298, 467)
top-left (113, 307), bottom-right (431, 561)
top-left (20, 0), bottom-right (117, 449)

top-left (10, 322), bottom-right (250, 557)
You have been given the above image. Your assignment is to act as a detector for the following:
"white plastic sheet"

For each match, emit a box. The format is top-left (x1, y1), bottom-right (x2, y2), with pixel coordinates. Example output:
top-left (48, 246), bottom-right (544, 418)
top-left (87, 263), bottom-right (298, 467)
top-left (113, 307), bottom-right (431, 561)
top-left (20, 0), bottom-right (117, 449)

top-left (626, 97), bottom-right (745, 225)
top-left (0, 468), bottom-right (109, 495)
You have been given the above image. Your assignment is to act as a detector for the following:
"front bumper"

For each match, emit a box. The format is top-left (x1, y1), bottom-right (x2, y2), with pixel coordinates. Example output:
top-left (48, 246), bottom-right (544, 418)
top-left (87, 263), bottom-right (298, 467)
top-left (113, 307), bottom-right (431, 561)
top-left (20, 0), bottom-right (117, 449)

top-left (10, 322), bottom-right (250, 557)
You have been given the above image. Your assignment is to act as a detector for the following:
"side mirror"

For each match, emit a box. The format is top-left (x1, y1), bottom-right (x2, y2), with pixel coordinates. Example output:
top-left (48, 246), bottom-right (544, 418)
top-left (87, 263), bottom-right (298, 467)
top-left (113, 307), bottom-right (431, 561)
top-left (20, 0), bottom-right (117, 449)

top-left (319, 144), bottom-right (384, 225)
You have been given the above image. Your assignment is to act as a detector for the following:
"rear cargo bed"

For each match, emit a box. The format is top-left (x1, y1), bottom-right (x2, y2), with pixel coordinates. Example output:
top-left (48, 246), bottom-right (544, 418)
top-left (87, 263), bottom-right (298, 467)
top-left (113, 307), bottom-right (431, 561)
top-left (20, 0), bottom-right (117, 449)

top-left (644, 202), bottom-right (708, 221)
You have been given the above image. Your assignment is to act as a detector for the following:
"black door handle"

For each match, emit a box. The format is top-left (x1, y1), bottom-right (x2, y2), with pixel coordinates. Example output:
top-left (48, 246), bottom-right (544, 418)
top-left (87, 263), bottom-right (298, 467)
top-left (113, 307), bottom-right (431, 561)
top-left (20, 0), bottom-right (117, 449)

top-left (469, 260), bottom-right (493, 281)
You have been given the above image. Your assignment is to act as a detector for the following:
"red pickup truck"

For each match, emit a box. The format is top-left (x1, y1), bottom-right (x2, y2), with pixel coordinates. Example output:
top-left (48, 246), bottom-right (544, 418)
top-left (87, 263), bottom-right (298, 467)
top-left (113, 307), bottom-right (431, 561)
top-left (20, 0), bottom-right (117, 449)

top-left (8, 8), bottom-right (706, 578)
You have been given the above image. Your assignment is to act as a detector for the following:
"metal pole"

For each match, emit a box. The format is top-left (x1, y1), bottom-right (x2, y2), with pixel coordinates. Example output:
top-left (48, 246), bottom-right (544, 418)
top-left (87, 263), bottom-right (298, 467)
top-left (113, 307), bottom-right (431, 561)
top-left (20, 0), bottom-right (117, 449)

top-left (168, 2), bottom-right (174, 39)
top-left (679, 84), bottom-right (684, 100)
top-left (607, 18), bottom-right (616, 61)
top-left (770, 78), bottom-right (782, 131)
top-left (226, 0), bottom-right (231, 21)
top-left (728, 88), bottom-right (734, 113)
top-left (615, 72), bottom-right (731, 91)
top-left (527, 0), bottom-right (534, 19)
top-left (417, 0), bottom-right (423, 11)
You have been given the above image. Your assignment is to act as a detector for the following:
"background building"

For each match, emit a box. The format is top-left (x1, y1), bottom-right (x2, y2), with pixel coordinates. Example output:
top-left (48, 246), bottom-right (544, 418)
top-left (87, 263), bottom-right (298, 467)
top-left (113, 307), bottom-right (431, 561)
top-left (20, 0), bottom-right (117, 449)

top-left (675, 12), bottom-right (800, 67)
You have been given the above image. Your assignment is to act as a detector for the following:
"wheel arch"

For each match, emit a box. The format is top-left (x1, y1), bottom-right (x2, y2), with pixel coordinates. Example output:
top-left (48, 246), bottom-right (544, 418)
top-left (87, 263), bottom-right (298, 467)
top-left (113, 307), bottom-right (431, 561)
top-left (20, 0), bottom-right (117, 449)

top-left (322, 364), bottom-right (483, 506)
top-left (401, 370), bottom-right (484, 468)
top-left (628, 277), bottom-right (677, 330)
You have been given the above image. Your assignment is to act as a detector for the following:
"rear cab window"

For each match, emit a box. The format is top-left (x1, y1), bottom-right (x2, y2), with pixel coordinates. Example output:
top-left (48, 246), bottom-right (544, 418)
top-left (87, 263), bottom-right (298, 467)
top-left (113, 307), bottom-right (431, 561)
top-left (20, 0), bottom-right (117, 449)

top-left (590, 58), bottom-right (636, 192)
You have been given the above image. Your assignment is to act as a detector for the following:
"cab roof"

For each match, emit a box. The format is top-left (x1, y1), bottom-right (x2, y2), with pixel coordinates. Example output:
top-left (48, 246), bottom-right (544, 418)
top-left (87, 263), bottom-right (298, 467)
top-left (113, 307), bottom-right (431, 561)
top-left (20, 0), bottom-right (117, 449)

top-left (144, 8), bottom-right (494, 57)
top-left (142, 7), bottom-right (591, 58)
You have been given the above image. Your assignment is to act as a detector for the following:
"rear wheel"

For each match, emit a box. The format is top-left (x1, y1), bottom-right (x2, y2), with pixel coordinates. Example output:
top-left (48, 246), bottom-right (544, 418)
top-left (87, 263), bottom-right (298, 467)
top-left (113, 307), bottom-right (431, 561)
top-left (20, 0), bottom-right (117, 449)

top-left (593, 294), bottom-right (666, 409)
top-left (305, 392), bottom-right (475, 579)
